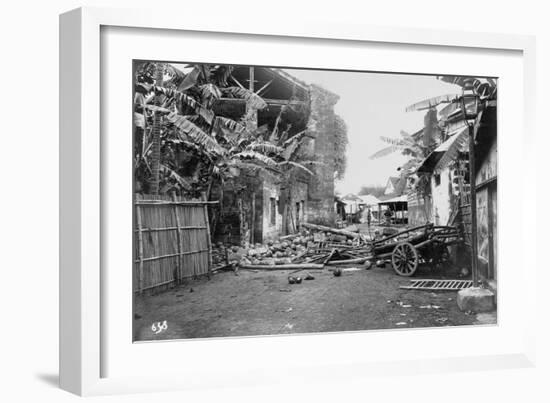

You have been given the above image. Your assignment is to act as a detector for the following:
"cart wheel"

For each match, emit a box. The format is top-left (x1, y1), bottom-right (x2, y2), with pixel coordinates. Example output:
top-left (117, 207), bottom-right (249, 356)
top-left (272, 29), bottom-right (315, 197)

top-left (391, 242), bottom-right (419, 276)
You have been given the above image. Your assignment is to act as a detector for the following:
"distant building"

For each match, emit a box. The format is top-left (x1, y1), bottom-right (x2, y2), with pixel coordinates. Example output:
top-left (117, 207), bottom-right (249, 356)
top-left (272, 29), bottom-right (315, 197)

top-left (412, 131), bottom-right (470, 226)
top-left (377, 175), bottom-right (409, 224)
top-left (383, 176), bottom-right (407, 196)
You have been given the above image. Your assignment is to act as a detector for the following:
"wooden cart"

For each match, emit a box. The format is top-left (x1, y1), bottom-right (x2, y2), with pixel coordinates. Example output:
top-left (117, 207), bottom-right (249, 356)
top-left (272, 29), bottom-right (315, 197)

top-left (371, 223), bottom-right (463, 277)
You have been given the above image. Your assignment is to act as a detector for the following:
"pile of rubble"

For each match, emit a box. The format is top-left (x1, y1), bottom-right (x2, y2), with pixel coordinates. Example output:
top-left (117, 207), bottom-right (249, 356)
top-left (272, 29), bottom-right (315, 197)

top-left (224, 234), bottom-right (313, 266)
top-left (211, 222), bottom-right (374, 271)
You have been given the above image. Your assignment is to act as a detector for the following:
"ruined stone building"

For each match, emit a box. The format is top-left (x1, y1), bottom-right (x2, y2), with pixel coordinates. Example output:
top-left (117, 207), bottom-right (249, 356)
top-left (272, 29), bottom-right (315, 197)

top-left (212, 67), bottom-right (341, 245)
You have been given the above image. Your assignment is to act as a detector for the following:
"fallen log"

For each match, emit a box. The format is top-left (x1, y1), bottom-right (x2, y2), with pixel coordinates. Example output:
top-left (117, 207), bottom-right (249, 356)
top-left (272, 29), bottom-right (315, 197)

top-left (279, 233), bottom-right (301, 241)
top-left (239, 263), bottom-right (325, 270)
top-left (301, 222), bottom-right (361, 239)
top-left (325, 257), bottom-right (369, 266)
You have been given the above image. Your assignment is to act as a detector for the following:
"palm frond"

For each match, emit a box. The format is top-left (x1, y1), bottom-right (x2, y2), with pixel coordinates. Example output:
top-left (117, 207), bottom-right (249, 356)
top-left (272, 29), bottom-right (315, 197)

top-left (269, 107), bottom-right (285, 142)
top-left (228, 161), bottom-right (279, 179)
top-left (434, 128), bottom-right (469, 172)
top-left (370, 146), bottom-right (400, 159)
top-left (165, 112), bottom-right (224, 155)
top-left (282, 139), bottom-right (303, 161)
top-left (439, 100), bottom-right (462, 120)
top-left (199, 83), bottom-right (222, 106)
top-left (142, 104), bottom-right (172, 114)
top-left (135, 82), bottom-right (153, 95)
top-left (399, 130), bottom-right (417, 145)
top-left (443, 119), bottom-right (468, 135)
top-left (153, 86), bottom-right (214, 125)
top-left (405, 94), bottom-right (458, 112)
top-left (159, 163), bottom-right (192, 190)
top-left (223, 87), bottom-right (268, 110)
top-left (211, 65), bottom-right (234, 87)
top-left (247, 142), bottom-right (283, 154)
top-left (163, 64), bottom-right (187, 87)
top-left (281, 130), bottom-right (306, 147)
top-left (379, 136), bottom-right (406, 146)
top-left (298, 160), bottom-right (324, 166)
top-left (196, 64), bottom-right (211, 82)
top-left (234, 150), bottom-right (277, 166)
top-left (277, 161), bottom-right (314, 176)
top-left (438, 76), bottom-right (497, 99)
top-left (254, 124), bottom-right (270, 140)
top-left (177, 67), bottom-right (200, 91)
top-left (214, 116), bottom-right (245, 133)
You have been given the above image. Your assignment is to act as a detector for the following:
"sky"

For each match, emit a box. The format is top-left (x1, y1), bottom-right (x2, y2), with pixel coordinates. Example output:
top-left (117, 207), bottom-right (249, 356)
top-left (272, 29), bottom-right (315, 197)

top-left (282, 68), bottom-right (462, 195)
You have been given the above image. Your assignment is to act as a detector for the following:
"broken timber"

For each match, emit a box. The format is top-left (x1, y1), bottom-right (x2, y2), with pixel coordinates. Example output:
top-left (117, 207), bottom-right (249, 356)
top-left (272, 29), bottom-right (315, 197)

top-left (301, 222), bottom-right (361, 239)
top-left (239, 263), bottom-right (324, 270)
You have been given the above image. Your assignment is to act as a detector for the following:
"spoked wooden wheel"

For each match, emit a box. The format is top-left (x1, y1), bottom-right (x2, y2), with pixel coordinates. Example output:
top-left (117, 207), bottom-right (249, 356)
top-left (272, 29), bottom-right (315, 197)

top-left (391, 242), bottom-right (419, 277)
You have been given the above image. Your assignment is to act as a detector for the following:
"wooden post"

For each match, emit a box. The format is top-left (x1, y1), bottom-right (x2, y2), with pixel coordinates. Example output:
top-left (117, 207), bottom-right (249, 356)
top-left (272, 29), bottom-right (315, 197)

top-left (237, 197), bottom-right (244, 244)
top-left (468, 123), bottom-right (479, 287)
top-left (487, 185), bottom-right (495, 280)
top-left (172, 194), bottom-right (183, 284)
top-left (249, 66), bottom-right (255, 91)
top-left (148, 66), bottom-right (163, 195)
top-left (203, 194), bottom-right (213, 278)
top-left (250, 191), bottom-right (256, 245)
top-left (398, 203), bottom-right (401, 223)
top-left (136, 203), bottom-right (144, 294)
top-left (247, 66), bottom-right (258, 130)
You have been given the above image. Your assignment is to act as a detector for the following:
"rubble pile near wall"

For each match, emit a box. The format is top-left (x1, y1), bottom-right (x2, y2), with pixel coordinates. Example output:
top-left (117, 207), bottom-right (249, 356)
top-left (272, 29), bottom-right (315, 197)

top-left (211, 222), bottom-right (374, 271)
top-left (223, 233), bottom-right (315, 266)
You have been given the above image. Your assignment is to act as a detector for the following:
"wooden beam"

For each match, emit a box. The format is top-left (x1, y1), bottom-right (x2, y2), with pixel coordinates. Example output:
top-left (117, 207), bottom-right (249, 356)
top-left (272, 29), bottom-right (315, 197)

top-left (255, 79), bottom-right (273, 96)
top-left (230, 76), bottom-right (245, 89)
top-left (239, 263), bottom-right (324, 270)
top-left (249, 66), bottom-right (255, 92)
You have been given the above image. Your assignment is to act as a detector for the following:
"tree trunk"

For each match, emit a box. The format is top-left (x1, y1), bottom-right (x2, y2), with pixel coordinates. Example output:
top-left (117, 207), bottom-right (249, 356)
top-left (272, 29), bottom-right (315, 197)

top-left (301, 222), bottom-right (361, 239)
top-left (148, 65), bottom-right (163, 195)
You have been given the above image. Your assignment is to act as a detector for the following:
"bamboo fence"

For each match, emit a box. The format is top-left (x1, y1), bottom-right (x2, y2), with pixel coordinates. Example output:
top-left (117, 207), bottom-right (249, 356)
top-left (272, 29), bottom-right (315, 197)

top-left (134, 194), bottom-right (214, 293)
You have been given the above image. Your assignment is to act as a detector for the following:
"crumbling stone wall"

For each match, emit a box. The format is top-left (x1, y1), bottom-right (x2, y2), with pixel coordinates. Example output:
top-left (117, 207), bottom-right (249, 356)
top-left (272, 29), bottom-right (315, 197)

top-left (213, 174), bottom-right (262, 246)
top-left (305, 84), bottom-right (339, 225)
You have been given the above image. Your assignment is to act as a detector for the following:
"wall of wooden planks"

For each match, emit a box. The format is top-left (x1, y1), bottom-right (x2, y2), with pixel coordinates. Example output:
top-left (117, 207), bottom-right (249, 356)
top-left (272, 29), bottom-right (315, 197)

top-left (134, 194), bottom-right (213, 293)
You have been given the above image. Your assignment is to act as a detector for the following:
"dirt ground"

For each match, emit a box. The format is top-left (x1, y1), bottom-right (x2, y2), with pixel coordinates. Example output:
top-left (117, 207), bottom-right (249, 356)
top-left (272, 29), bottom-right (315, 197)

top-left (134, 260), bottom-right (496, 341)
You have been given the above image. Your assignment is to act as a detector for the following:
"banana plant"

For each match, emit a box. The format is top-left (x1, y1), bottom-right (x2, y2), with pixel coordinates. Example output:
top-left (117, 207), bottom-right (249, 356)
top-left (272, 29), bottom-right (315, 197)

top-left (369, 130), bottom-right (430, 160)
top-left (134, 62), bottom-right (315, 198)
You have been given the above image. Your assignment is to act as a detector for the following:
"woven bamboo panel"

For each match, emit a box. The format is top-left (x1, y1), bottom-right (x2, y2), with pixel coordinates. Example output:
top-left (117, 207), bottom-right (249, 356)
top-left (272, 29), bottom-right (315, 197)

top-left (134, 194), bottom-right (212, 293)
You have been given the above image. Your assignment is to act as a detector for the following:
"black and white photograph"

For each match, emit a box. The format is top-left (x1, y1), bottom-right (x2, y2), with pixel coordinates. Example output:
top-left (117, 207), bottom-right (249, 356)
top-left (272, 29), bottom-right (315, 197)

top-left (132, 61), bottom-right (498, 342)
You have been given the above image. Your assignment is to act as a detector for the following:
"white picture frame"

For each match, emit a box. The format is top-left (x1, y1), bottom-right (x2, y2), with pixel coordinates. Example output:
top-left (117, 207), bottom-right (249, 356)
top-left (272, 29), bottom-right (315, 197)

top-left (60, 6), bottom-right (537, 396)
